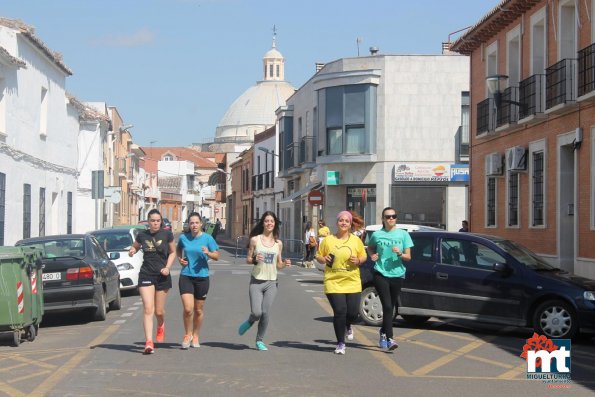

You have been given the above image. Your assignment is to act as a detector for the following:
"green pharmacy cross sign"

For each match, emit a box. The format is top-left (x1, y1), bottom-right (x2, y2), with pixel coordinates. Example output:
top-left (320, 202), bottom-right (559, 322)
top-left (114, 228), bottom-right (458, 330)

top-left (326, 171), bottom-right (340, 185)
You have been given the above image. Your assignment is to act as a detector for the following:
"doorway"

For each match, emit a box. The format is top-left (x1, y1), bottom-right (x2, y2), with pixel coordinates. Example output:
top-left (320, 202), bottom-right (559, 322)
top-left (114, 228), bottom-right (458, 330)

top-left (558, 138), bottom-right (576, 272)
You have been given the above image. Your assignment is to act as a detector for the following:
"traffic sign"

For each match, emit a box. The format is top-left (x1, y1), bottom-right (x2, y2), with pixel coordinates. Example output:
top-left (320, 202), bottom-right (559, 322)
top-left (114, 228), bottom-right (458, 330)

top-left (308, 190), bottom-right (323, 206)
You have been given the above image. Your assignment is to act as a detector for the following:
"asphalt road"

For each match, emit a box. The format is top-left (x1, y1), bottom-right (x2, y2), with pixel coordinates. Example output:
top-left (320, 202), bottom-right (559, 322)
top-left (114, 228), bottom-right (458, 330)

top-left (1, 244), bottom-right (595, 397)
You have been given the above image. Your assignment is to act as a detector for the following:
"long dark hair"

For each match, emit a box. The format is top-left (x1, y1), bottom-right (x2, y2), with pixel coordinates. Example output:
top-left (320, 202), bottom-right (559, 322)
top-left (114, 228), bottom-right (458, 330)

top-left (249, 211), bottom-right (280, 241)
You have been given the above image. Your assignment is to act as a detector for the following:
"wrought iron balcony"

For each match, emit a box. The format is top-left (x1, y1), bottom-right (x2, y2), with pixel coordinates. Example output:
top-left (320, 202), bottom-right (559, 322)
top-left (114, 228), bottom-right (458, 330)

top-left (476, 98), bottom-right (492, 135)
top-left (496, 86), bottom-right (520, 127)
top-left (299, 136), bottom-right (315, 165)
top-left (546, 58), bottom-right (577, 109)
top-left (578, 42), bottom-right (595, 97)
top-left (519, 74), bottom-right (545, 119)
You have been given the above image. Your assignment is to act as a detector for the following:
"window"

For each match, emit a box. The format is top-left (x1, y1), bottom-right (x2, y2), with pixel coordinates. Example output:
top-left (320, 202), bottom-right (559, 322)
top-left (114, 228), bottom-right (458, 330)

top-left (460, 92), bottom-right (470, 159)
top-left (269, 64), bottom-right (273, 78)
top-left (320, 84), bottom-right (376, 155)
top-left (276, 64), bottom-right (280, 78)
top-left (23, 184), bottom-right (31, 239)
top-left (39, 187), bottom-right (45, 236)
top-left (507, 172), bottom-right (519, 226)
top-left (0, 76), bottom-right (6, 139)
top-left (530, 8), bottom-right (546, 74)
top-left (40, 87), bottom-right (48, 136)
top-left (410, 236), bottom-right (434, 263)
top-left (441, 238), bottom-right (506, 270)
top-left (507, 26), bottom-right (521, 86)
top-left (531, 151), bottom-right (545, 226)
top-left (0, 172), bottom-right (5, 245)
top-left (559, 0), bottom-right (577, 59)
top-left (486, 177), bottom-right (496, 227)
top-left (163, 154), bottom-right (173, 161)
top-left (67, 192), bottom-right (72, 234)
top-left (279, 116), bottom-right (293, 171)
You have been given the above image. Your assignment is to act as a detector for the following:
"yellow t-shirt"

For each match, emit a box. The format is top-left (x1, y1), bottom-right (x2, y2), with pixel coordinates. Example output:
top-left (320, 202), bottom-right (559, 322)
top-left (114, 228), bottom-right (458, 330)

top-left (317, 234), bottom-right (366, 294)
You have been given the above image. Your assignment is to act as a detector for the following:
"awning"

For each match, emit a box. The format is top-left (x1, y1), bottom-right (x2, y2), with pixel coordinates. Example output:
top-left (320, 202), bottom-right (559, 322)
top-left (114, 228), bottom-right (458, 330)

top-left (279, 182), bottom-right (322, 205)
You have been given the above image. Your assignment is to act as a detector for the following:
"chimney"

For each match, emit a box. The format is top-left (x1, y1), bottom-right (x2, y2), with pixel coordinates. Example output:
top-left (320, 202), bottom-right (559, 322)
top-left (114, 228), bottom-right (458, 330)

top-left (442, 42), bottom-right (454, 55)
top-left (315, 62), bottom-right (325, 72)
top-left (369, 47), bottom-right (379, 55)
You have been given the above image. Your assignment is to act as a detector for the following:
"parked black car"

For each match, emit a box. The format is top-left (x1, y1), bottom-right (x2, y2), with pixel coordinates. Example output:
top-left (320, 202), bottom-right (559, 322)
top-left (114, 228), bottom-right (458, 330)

top-left (16, 234), bottom-right (121, 321)
top-left (359, 231), bottom-right (595, 339)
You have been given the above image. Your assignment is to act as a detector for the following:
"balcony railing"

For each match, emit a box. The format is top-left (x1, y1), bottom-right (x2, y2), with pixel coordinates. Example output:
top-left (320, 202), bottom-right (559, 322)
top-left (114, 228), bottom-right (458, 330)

top-left (496, 86), bottom-right (520, 127)
top-left (287, 142), bottom-right (299, 169)
top-left (299, 136), bottom-right (315, 164)
top-left (476, 98), bottom-right (491, 135)
top-left (578, 43), bottom-right (595, 97)
top-left (257, 174), bottom-right (263, 190)
top-left (519, 74), bottom-right (545, 119)
top-left (546, 58), bottom-right (577, 109)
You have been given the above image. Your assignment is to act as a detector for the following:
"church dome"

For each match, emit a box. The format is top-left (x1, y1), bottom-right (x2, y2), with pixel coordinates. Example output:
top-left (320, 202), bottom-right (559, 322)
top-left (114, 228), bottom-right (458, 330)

top-left (214, 33), bottom-right (295, 143)
top-left (215, 81), bottom-right (295, 142)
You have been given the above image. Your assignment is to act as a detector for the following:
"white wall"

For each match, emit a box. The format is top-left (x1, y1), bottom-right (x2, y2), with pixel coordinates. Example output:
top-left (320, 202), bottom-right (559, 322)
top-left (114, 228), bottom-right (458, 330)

top-left (0, 25), bottom-right (78, 244)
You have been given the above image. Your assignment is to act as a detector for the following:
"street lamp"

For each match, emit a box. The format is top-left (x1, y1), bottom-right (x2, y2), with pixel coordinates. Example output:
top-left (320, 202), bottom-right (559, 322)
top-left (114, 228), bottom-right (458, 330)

top-left (119, 124), bottom-right (134, 133)
top-left (486, 75), bottom-right (526, 112)
top-left (216, 168), bottom-right (231, 181)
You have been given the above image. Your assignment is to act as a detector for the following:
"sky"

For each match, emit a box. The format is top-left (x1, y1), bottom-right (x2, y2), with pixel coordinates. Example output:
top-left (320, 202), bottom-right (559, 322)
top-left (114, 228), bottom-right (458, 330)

top-left (1, 0), bottom-right (496, 147)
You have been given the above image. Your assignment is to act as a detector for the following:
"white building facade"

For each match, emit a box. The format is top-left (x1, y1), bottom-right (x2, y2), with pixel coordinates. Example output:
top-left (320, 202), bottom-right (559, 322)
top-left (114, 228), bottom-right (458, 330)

top-left (0, 18), bottom-right (78, 245)
top-left (277, 54), bottom-right (470, 240)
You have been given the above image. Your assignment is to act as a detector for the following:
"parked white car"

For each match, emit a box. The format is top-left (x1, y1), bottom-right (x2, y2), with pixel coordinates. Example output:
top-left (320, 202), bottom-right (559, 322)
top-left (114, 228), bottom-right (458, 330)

top-left (90, 227), bottom-right (143, 291)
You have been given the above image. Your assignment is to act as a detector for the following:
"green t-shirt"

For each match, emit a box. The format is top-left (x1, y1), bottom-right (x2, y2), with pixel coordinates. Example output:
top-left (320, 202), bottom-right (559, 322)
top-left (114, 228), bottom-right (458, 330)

top-left (368, 228), bottom-right (414, 278)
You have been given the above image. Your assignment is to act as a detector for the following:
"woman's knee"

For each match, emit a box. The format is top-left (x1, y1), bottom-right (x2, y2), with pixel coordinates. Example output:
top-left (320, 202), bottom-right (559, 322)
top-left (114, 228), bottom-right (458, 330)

top-left (155, 308), bottom-right (165, 317)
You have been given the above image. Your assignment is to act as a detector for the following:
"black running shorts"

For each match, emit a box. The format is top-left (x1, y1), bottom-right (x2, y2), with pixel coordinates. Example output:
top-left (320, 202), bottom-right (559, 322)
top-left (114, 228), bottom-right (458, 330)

top-left (179, 275), bottom-right (210, 300)
top-left (138, 273), bottom-right (172, 291)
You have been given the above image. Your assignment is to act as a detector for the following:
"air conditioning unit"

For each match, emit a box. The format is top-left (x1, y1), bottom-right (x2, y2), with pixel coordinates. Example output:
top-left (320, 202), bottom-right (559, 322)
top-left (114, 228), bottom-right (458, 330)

top-left (485, 153), bottom-right (503, 176)
top-left (507, 146), bottom-right (527, 171)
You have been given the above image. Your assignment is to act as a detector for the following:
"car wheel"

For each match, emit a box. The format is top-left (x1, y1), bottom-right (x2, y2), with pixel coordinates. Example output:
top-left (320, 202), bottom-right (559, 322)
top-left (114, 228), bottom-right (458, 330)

top-left (359, 286), bottom-right (383, 326)
top-left (93, 290), bottom-right (107, 321)
top-left (401, 315), bottom-right (430, 325)
top-left (13, 330), bottom-right (21, 347)
top-left (532, 299), bottom-right (578, 339)
top-left (109, 288), bottom-right (122, 311)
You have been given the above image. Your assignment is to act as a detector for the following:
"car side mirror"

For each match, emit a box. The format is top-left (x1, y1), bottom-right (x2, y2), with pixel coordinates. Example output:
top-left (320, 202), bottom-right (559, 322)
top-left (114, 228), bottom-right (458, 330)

top-left (493, 262), bottom-right (510, 273)
top-left (109, 252), bottom-right (120, 260)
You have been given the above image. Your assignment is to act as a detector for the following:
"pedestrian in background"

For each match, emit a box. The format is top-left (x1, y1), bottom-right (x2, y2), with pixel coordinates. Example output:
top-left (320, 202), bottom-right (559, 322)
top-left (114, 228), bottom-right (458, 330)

top-left (315, 210), bottom-right (367, 355)
top-left (304, 221), bottom-right (317, 268)
top-left (129, 209), bottom-right (176, 354)
top-left (238, 211), bottom-right (291, 351)
top-left (459, 220), bottom-right (469, 232)
top-left (176, 212), bottom-right (219, 349)
top-left (367, 207), bottom-right (413, 351)
top-left (349, 210), bottom-right (366, 243)
top-left (317, 220), bottom-right (330, 245)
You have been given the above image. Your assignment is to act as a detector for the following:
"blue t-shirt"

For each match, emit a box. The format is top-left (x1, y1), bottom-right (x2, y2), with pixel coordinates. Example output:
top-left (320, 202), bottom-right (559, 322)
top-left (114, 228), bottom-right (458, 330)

top-left (177, 233), bottom-right (219, 277)
top-left (368, 228), bottom-right (414, 278)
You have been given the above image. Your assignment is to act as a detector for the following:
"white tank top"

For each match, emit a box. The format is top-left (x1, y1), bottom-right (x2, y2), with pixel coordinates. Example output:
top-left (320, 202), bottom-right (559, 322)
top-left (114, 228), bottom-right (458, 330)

top-left (251, 236), bottom-right (280, 281)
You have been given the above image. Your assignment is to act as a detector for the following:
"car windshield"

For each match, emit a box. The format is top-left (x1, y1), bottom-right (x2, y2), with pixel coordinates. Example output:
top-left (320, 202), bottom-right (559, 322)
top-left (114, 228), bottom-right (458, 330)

top-left (492, 239), bottom-right (558, 270)
top-left (93, 232), bottom-right (133, 251)
top-left (19, 239), bottom-right (85, 259)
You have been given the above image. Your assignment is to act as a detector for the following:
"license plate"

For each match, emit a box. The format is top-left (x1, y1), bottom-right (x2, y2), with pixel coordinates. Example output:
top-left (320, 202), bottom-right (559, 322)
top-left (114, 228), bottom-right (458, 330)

top-left (42, 272), bottom-right (62, 281)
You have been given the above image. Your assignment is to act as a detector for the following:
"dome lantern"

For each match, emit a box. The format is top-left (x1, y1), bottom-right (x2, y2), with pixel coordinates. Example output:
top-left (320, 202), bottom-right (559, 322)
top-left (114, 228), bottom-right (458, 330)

top-left (263, 25), bottom-right (284, 81)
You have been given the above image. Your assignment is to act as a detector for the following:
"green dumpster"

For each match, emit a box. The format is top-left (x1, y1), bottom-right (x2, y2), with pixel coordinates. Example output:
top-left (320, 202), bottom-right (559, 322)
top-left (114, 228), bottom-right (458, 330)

top-left (0, 247), bottom-right (43, 346)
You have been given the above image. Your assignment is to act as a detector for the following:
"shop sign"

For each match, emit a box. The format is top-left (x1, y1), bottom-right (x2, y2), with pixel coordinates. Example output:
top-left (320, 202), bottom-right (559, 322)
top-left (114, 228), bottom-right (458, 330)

top-left (347, 187), bottom-right (377, 197)
top-left (393, 163), bottom-right (469, 182)
top-left (326, 171), bottom-right (340, 185)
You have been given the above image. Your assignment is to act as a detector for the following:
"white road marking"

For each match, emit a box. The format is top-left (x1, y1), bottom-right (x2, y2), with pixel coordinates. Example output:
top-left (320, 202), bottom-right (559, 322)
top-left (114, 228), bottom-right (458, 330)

top-left (127, 306), bottom-right (139, 311)
top-left (114, 320), bottom-right (126, 324)
top-left (120, 312), bottom-right (133, 317)
top-left (133, 301), bottom-right (143, 306)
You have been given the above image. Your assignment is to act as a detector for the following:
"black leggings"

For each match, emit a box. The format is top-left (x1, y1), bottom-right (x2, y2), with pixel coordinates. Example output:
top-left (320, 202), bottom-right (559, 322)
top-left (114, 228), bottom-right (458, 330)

top-left (373, 272), bottom-right (403, 339)
top-left (304, 244), bottom-right (316, 261)
top-left (326, 293), bottom-right (361, 343)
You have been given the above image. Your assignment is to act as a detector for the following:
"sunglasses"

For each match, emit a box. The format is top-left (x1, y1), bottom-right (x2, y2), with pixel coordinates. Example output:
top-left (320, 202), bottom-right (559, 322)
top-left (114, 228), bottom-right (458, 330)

top-left (383, 214), bottom-right (397, 219)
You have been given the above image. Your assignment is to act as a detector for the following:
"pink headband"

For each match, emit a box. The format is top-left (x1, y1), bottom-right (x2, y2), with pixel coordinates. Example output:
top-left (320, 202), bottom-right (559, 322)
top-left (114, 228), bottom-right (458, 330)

top-left (336, 211), bottom-right (353, 223)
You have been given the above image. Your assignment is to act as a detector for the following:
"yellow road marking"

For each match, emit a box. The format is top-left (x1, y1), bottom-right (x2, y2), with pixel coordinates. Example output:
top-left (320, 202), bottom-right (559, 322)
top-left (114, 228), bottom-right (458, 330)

top-left (408, 340), bottom-right (451, 353)
top-left (313, 297), bottom-right (408, 377)
top-left (412, 336), bottom-right (496, 376)
top-left (497, 362), bottom-right (526, 379)
top-left (466, 354), bottom-right (515, 369)
top-left (7, 370), bottom-right (52, 385)
top-left (28, 324), bottom-right (120, 397)
top-left (428, 330), bottom-right (477, 341)
top-left (9, 355), bottom-right (57, 370)
top-left (0, 380), bottom-right (27, 397)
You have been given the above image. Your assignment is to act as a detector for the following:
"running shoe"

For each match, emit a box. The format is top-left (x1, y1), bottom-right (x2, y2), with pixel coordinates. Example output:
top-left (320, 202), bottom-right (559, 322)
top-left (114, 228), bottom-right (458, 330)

top-left (191, 336), bottom-right (200, 348)
top-left (334, 342), bottom-right (346, 355)
top-left (238, 319), bottom-right (253, 335)
top-left (181, 335), bottom-right (192, 350)
top-left (255, 341), bottom-right (268, 351)
top-left (346, 326), bottom-right (354, 341)
top-left (387, 338), bottom-right (399, 351)
top-left (156, 324), bottom-right (165, 343)
top-left (378, 331), bottom-right (388, 349)
top-left (144, 340), bottom-right (154, 354)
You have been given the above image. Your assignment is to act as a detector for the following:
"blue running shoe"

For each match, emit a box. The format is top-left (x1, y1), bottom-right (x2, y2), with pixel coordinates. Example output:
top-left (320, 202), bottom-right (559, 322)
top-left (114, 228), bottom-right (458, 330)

top-left (238, 319), bottom-right (252, 335)
top-left (378, 331), bottom-right (388, 349)
top-left (255, 341), bottom-right (268, 351)
top-left (387, 338), bottom-right (399, 351)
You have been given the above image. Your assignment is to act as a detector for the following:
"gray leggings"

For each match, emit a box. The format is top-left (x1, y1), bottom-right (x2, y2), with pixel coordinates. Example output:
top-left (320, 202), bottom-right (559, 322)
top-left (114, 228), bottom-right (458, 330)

top-left (248, 278), bottom-right (278, 341)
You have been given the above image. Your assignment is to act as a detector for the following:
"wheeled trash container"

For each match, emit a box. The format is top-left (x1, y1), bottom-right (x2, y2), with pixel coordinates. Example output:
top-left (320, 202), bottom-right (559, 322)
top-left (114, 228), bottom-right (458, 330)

top-left (0, 247), bottom-right (44, 346)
